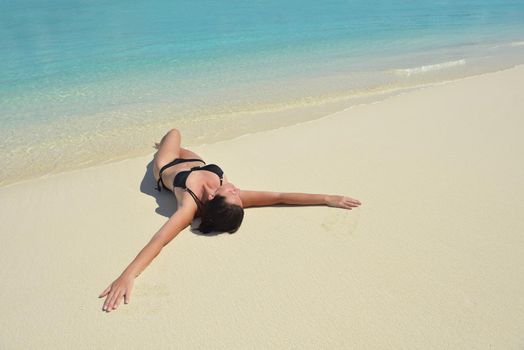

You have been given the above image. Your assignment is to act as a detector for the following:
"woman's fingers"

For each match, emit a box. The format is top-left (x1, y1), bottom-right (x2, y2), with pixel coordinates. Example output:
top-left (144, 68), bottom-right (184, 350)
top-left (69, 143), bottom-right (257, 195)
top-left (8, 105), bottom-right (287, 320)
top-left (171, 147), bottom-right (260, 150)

top-left (100, 275), bottom-right (134, 312)
top-left (103, 287), bottom-right (120, 311)
top-left (113, 291), bottom-right (125, 310)
top-left (102, 291), bottom-right (113, 311)
top-left (327, 195), bottom-right (360, 209)
top-left (124, 289), bottom-right (132, 304)
top-left (337, 197), bottom-right (361, 210)
top-left (99, 285), bottom-right (111, 298)
top-left (347, 197), bottom-right (361, 204)
top-left (345, 197), bottom-right (361, 206)
top-left (103, 290), bottom-right (117, 311)
top-left (106, 289), bottom-right (121, 311)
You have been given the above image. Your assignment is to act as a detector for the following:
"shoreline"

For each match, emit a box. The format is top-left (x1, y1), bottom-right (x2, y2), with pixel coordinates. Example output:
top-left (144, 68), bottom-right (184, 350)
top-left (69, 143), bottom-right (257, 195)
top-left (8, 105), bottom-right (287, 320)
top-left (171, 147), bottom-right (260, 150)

top-left (2, 62), bottom-right (523, 188)
top-left (1, 63), bottom-right (524, 348)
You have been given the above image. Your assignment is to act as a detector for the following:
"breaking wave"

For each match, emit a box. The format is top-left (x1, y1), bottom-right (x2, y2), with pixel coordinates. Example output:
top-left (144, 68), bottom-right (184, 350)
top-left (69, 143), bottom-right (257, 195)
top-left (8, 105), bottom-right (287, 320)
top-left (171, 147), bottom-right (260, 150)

top-left (395, 59), bottom-right (466, 76)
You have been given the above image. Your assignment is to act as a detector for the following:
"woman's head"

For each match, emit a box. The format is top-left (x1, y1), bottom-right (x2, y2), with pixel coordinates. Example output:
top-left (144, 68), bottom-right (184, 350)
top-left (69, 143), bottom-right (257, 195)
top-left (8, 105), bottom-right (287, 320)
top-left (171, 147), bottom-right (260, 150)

top-left (198, 183), bottom-right (244, 234)
top-left (212, 182), bottom-right (242, 206)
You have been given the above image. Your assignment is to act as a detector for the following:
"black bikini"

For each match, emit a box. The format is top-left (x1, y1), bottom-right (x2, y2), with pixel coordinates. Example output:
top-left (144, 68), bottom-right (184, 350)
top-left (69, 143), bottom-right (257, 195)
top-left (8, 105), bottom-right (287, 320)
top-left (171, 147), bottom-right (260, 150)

top-left (156, 158), bottom-right (224, 209)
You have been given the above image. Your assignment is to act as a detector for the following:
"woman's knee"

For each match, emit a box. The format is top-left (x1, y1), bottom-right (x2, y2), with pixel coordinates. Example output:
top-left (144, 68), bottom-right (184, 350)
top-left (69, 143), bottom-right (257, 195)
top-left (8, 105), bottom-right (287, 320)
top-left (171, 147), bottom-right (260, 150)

top-left (168, 128), bottom-right (181, 138)
top-left (159, 128), bottom-right (181, 147)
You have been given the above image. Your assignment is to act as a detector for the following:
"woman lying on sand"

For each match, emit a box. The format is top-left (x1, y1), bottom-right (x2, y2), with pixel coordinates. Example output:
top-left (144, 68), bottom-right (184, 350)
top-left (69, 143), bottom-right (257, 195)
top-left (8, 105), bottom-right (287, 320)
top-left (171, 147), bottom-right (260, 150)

top-left (99, 128), bottom-right (361, 312)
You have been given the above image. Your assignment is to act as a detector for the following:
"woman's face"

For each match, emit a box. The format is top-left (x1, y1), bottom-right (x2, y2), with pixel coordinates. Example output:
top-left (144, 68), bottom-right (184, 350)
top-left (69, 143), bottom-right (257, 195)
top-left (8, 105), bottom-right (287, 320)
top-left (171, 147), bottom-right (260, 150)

top-left (213, 183), bottom-right (243, 207)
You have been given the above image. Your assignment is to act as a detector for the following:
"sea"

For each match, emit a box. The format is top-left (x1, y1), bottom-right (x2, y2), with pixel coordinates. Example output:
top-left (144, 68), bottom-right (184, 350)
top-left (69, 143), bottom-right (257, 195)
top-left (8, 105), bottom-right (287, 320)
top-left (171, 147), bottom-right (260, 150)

top-left (1, 0), bottom-right (524, 185)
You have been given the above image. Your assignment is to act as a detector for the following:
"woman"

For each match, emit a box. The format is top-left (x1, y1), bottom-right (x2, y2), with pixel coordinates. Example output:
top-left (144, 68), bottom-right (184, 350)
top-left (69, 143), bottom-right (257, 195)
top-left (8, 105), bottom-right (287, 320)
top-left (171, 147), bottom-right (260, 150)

top-left (99, 128), bottom-right (361, 312)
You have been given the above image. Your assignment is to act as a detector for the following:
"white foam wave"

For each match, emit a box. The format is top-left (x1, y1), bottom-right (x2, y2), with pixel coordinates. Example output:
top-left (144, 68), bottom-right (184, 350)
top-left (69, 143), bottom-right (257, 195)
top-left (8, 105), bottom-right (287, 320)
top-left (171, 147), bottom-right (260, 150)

top-left (510, 41), bottom-right (524, 47)
top-left (395, 59), bottom-right (466, 76)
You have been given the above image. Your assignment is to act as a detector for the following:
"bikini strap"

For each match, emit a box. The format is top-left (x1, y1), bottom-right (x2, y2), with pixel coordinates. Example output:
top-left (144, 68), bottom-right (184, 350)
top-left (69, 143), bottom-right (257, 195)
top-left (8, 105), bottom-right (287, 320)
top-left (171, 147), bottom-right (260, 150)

top-left (156, 159), bottom-right (181, 191)
top-left (186, 187), bottom-right (203, 213)
top-left (156, 178), bottom-right (164, 192)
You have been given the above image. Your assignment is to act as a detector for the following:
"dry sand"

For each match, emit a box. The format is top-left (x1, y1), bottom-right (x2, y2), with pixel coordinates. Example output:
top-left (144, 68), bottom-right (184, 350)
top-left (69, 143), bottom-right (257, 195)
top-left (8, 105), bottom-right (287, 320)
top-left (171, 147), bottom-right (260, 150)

top-left (1, 66), bottom-right (523, 349)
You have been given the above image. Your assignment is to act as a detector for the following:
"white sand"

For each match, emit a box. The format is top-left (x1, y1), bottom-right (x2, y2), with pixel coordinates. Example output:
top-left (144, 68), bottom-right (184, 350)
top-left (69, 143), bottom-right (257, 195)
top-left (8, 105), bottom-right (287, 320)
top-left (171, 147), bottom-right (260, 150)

top-left (1, 66), bottom-right (524, 349)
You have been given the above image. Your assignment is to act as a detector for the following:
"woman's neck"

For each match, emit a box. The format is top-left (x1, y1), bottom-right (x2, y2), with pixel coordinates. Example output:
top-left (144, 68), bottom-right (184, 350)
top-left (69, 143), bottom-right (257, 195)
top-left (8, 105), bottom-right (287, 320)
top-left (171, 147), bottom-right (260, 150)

top-left (201, 183), bottom-right (216, 203)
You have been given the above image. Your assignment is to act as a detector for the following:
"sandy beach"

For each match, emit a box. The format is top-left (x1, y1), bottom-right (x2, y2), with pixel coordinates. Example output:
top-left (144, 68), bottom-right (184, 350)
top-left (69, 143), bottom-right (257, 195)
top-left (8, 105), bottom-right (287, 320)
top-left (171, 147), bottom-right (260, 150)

top-left (1, 66), bottom-right (523, 349)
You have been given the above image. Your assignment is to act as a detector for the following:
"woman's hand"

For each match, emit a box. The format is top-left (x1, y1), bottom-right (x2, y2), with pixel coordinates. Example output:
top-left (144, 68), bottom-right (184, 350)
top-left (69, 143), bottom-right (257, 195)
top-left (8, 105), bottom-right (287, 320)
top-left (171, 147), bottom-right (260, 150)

top-left (99, 273), bottom-right (135, 312)
top-left (325, 195), bottom-right (361, 209)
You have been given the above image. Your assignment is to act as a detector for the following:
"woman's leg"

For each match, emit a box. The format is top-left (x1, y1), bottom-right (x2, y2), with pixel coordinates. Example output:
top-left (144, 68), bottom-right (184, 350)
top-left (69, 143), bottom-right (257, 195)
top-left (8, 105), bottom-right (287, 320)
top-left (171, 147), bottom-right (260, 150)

top-left (153, 129), bottom-right (182, 180)
top-left (152, 128), bottom-right (203, 180)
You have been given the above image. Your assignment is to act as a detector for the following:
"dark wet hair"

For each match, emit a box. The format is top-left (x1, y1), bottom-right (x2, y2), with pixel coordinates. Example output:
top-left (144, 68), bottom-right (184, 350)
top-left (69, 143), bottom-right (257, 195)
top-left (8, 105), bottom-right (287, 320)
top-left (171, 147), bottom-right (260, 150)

top-left (198, 195), bottom-right (244, 234)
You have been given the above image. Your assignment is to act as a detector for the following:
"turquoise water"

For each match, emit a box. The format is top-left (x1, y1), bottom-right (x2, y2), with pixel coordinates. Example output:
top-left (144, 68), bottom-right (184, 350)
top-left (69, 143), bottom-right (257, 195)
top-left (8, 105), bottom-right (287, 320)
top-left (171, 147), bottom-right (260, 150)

top-left (1, 0), bottom-right (524, 184)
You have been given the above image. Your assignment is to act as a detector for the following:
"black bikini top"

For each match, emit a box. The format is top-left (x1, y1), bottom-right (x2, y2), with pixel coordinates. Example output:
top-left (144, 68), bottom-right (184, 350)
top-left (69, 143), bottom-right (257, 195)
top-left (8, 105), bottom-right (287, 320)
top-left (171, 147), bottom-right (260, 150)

top-left (155, 158), bottom-right (224, 212)
top-left (173, 164), bottom-right (224, 189)
top-left (156, 158), bottom-right (224, 192)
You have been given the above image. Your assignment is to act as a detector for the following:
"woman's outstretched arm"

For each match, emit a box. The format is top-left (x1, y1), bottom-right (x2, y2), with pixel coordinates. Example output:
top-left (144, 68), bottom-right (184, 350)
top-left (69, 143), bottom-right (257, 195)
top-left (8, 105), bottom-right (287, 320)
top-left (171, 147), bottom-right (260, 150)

top-left (239, 190), bottom-right (361, 209)
top-left (99, 199), bottom-right (196, 312)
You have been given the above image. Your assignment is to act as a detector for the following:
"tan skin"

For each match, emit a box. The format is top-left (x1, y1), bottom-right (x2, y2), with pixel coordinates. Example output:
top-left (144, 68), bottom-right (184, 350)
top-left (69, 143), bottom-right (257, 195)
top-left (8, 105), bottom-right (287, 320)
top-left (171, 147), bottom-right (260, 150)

top-left (99, 128), bottom-right (361, 312)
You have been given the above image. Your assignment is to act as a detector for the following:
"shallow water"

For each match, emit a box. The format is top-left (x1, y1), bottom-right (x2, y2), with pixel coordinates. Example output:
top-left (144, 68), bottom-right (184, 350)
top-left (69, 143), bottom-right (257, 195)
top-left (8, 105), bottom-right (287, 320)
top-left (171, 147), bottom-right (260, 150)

top-left (1, 0), bottom-right (524, 185)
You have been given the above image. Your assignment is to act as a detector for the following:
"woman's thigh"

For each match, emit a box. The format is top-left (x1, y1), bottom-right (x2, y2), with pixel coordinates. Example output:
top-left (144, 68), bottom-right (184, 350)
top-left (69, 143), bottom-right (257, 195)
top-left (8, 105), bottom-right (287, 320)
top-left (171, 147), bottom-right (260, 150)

top-left (153, 129), bottom-right (203, 178)
top-left (153, 129), bottom-right (182, 178)
top-left (179, 147), bottom-right (203, 160)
